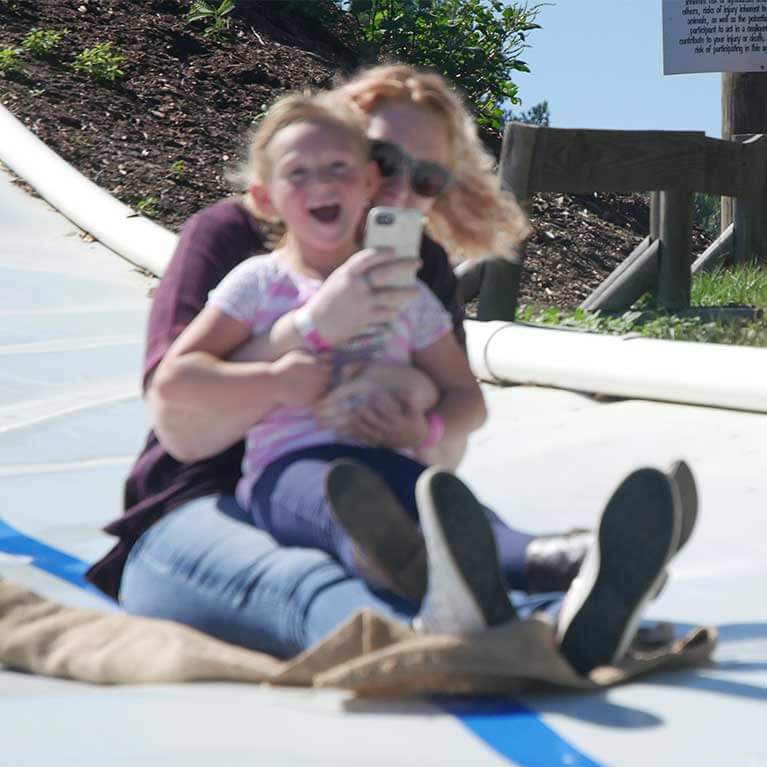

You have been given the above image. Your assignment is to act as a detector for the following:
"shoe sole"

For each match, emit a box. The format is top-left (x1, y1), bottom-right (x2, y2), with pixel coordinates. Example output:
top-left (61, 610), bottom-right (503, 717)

top-left (652, 459), bottom-right (699, 599)
top-left (325, 459), bottom-right (427, 602)
top-left (416, 469), bottom-right (517, 630)
top-left (669, 459), bottom-right (698, 552)
top-left (557, 468), bottom-right (680, 674)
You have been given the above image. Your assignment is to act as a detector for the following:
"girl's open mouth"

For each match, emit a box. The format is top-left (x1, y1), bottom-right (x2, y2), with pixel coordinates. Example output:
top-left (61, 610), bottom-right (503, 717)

top-left (309, 204), bottom-right (341, 223)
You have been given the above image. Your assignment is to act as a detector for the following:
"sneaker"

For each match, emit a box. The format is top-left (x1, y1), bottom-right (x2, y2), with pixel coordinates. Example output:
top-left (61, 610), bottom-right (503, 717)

top-left (325, 459), bottom-right (427, 602)
top-left (413, 468), bottom-right (517, 634)
top-left (556, 468), bottom-right (681, 675)
top-left (527, 460), bottom-right (698, 597)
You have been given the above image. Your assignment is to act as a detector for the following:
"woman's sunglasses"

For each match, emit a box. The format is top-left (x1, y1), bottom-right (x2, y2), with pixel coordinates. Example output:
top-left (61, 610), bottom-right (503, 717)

top-left (369, 139), bottom-right (453, 199)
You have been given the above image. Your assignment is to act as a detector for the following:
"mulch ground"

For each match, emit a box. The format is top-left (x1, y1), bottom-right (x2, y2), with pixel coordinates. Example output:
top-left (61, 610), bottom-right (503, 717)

top-left (0, 0), bottom-right (709, 307)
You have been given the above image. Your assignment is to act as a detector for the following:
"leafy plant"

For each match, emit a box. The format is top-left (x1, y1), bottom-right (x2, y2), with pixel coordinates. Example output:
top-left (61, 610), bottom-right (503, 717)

top-left (187, 0), bottom-right (236, 39)
top-left (22, 28), bottom-right (69, 57)
top-left (169, 160), bottom-right (186, 179)
top-left (136, 196), bottom-right (159, 217)
top-left (0, 46), bottom-right (20, 74)
top-left (332, 0), bottom-right (541, 132)
top-left (72, 42), bottom-right (125, 82)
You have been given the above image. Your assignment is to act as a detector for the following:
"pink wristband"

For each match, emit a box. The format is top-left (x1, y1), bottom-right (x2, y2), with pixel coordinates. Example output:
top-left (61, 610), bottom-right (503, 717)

top-left (418, 411), bottom-right (445, 451)
top-left (293, 307), bottom-right (332, 353)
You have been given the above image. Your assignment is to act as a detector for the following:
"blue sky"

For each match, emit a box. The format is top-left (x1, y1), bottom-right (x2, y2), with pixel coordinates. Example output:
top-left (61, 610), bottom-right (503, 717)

top-left (514, 1), bottom-right (722, 137)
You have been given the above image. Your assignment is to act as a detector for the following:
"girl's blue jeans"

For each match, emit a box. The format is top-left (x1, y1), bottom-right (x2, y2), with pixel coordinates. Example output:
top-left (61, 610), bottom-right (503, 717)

top-left (249, 444), bottom-right (537, 590)
top-left (119, 492), bottom-right (562, 659)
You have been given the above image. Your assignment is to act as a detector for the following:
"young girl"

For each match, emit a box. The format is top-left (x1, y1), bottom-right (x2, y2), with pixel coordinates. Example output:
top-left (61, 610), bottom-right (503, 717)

top-left (158, 90), bottom-right (487, 596)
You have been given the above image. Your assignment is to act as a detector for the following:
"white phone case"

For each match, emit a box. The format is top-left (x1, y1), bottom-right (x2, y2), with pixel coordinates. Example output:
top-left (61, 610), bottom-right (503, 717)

top-left (363, 206), bottom-right (424, 260)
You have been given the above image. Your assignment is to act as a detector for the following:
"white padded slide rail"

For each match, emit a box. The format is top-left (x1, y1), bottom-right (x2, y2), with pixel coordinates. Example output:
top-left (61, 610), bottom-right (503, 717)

top-left (0, 105), bottom-right (176, 277)
top-left (466, 319), bottom-right (767, 414)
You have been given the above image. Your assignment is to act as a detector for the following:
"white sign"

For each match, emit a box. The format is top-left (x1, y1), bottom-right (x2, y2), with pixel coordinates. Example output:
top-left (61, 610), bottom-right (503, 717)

top-left (663, 0), bottom-right (767, 74)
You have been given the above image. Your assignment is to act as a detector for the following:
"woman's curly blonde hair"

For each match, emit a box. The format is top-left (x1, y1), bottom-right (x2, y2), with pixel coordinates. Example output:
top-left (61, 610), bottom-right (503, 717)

top-left (336, 63), bottom-right (531, 260)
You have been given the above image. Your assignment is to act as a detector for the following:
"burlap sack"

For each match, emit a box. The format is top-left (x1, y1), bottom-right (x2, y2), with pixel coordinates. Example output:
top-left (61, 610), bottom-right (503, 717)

top-left (0, 579), bottom-right (716, 694)
top-left (0, 579), bottom-right (281, 684)
top-left (311, 611), bottom-right (717, 696)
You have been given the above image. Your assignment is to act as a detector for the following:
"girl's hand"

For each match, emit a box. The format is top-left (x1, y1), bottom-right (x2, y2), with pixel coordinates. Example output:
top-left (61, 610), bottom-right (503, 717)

top-left (305, 248), bottom-right (420, 345)
top-left (271, 351), bottom-right (332, 408)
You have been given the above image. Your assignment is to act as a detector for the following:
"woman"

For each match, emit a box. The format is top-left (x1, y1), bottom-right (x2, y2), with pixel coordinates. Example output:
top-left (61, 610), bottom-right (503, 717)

top-left (86, 64), bottom-right (597, 658)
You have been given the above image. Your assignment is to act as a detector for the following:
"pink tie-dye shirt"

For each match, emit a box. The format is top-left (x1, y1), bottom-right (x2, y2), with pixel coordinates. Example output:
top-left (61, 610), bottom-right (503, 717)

top-left (208, 251), bottom-right (453, 508)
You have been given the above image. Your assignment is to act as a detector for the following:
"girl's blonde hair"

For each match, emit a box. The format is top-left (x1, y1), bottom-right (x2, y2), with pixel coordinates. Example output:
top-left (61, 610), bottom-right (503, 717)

top-left (245, 90), bottom-right (369, 190)
top-left (337, 63), bottom-right (531, 260)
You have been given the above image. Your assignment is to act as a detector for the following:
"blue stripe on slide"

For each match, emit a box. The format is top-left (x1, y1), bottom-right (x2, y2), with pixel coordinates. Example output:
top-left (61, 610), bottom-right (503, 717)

top-left (0, 518), bottom-right (113, 602)
top-left (0, 517), bottom-right (605, 766)
top-left (439, 697), bottom-right (604, 767)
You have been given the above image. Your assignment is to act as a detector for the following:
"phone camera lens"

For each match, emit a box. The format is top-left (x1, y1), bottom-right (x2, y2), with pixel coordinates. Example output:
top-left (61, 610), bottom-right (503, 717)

top-left (376, 213), bottom-right (394, 225)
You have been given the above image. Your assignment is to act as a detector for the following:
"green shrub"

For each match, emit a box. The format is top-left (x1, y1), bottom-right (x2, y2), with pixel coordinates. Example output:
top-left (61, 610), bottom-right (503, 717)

top-left (187, 0), bottom-right (236, 39)
top-left (332, 0), bottom-right (541, 133)
top-left (0, 46), bottom-right (20, 74)
top-left (72, 42), bottom-right (125, 82)
top-left (694, 193), bottom-right (721, 241)
top-left (22, 28), bottom-right (69, 57)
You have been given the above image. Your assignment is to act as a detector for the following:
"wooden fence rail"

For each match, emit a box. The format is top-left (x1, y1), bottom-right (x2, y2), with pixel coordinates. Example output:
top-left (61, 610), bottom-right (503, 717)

top-left (477, 125), bottom-right (767, 320)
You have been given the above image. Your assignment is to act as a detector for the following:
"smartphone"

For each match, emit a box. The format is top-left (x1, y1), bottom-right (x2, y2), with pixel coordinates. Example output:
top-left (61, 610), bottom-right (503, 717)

top-left (363, 207), bottom-right (424, 282)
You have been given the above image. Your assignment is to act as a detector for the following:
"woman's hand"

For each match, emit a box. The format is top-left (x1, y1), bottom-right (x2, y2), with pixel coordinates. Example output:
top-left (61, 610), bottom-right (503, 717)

top-left (337, 391), bottom-right (430, 450)
top-left (314, 362), bottom-right (438, 449)
top-left (306, 248), bottom-right (420, 345)
top-left (271, 351), bottom-right (333, 408)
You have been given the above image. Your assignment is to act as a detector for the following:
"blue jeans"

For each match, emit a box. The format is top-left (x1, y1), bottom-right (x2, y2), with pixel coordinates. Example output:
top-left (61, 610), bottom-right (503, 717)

top-left (120, 494), bottom-right (562, 658)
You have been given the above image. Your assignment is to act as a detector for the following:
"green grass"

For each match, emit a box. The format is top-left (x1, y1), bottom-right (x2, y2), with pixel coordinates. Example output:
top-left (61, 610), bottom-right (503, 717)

top-left (517, 263), bottom-right (767, 348)
top-left (691, 261), bottom-right (767, 307)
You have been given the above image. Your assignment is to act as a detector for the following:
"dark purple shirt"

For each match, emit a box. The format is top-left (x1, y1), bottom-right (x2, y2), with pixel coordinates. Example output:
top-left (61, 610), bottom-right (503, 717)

top-left (86, 199), bottom-right (465, 598)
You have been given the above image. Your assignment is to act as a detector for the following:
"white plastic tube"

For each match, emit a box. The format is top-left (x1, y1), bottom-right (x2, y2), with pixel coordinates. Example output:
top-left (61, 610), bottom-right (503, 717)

top-left (466, 319), bottom-right (767, 414)
top-left (0, 105), bottom-right (176, 277)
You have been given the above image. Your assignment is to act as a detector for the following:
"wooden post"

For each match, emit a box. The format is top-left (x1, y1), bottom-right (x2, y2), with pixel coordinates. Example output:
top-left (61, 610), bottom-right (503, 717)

top-left (581, 239), bottom-right (660, 312)
top-left (476, 123), bottom-right (539, 322)
top-left (657, 190), bottom-right (693, 310)
top-left (736, 134), bottom-right (767, 264)
top-left (691, 223), bottom-right (734, 274)
top-left (732, 190), bottom-right (753, 265)
top-left (720, 133), bottom-right (767, 264)
top-left (477, 258), bottom-right (523, 322)
top-left (721, 73), bottom-right (767, 235)
top-left (650, 191), bottom-right (661, 241)
top-left (750, 135), bottom-right (767, 264)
